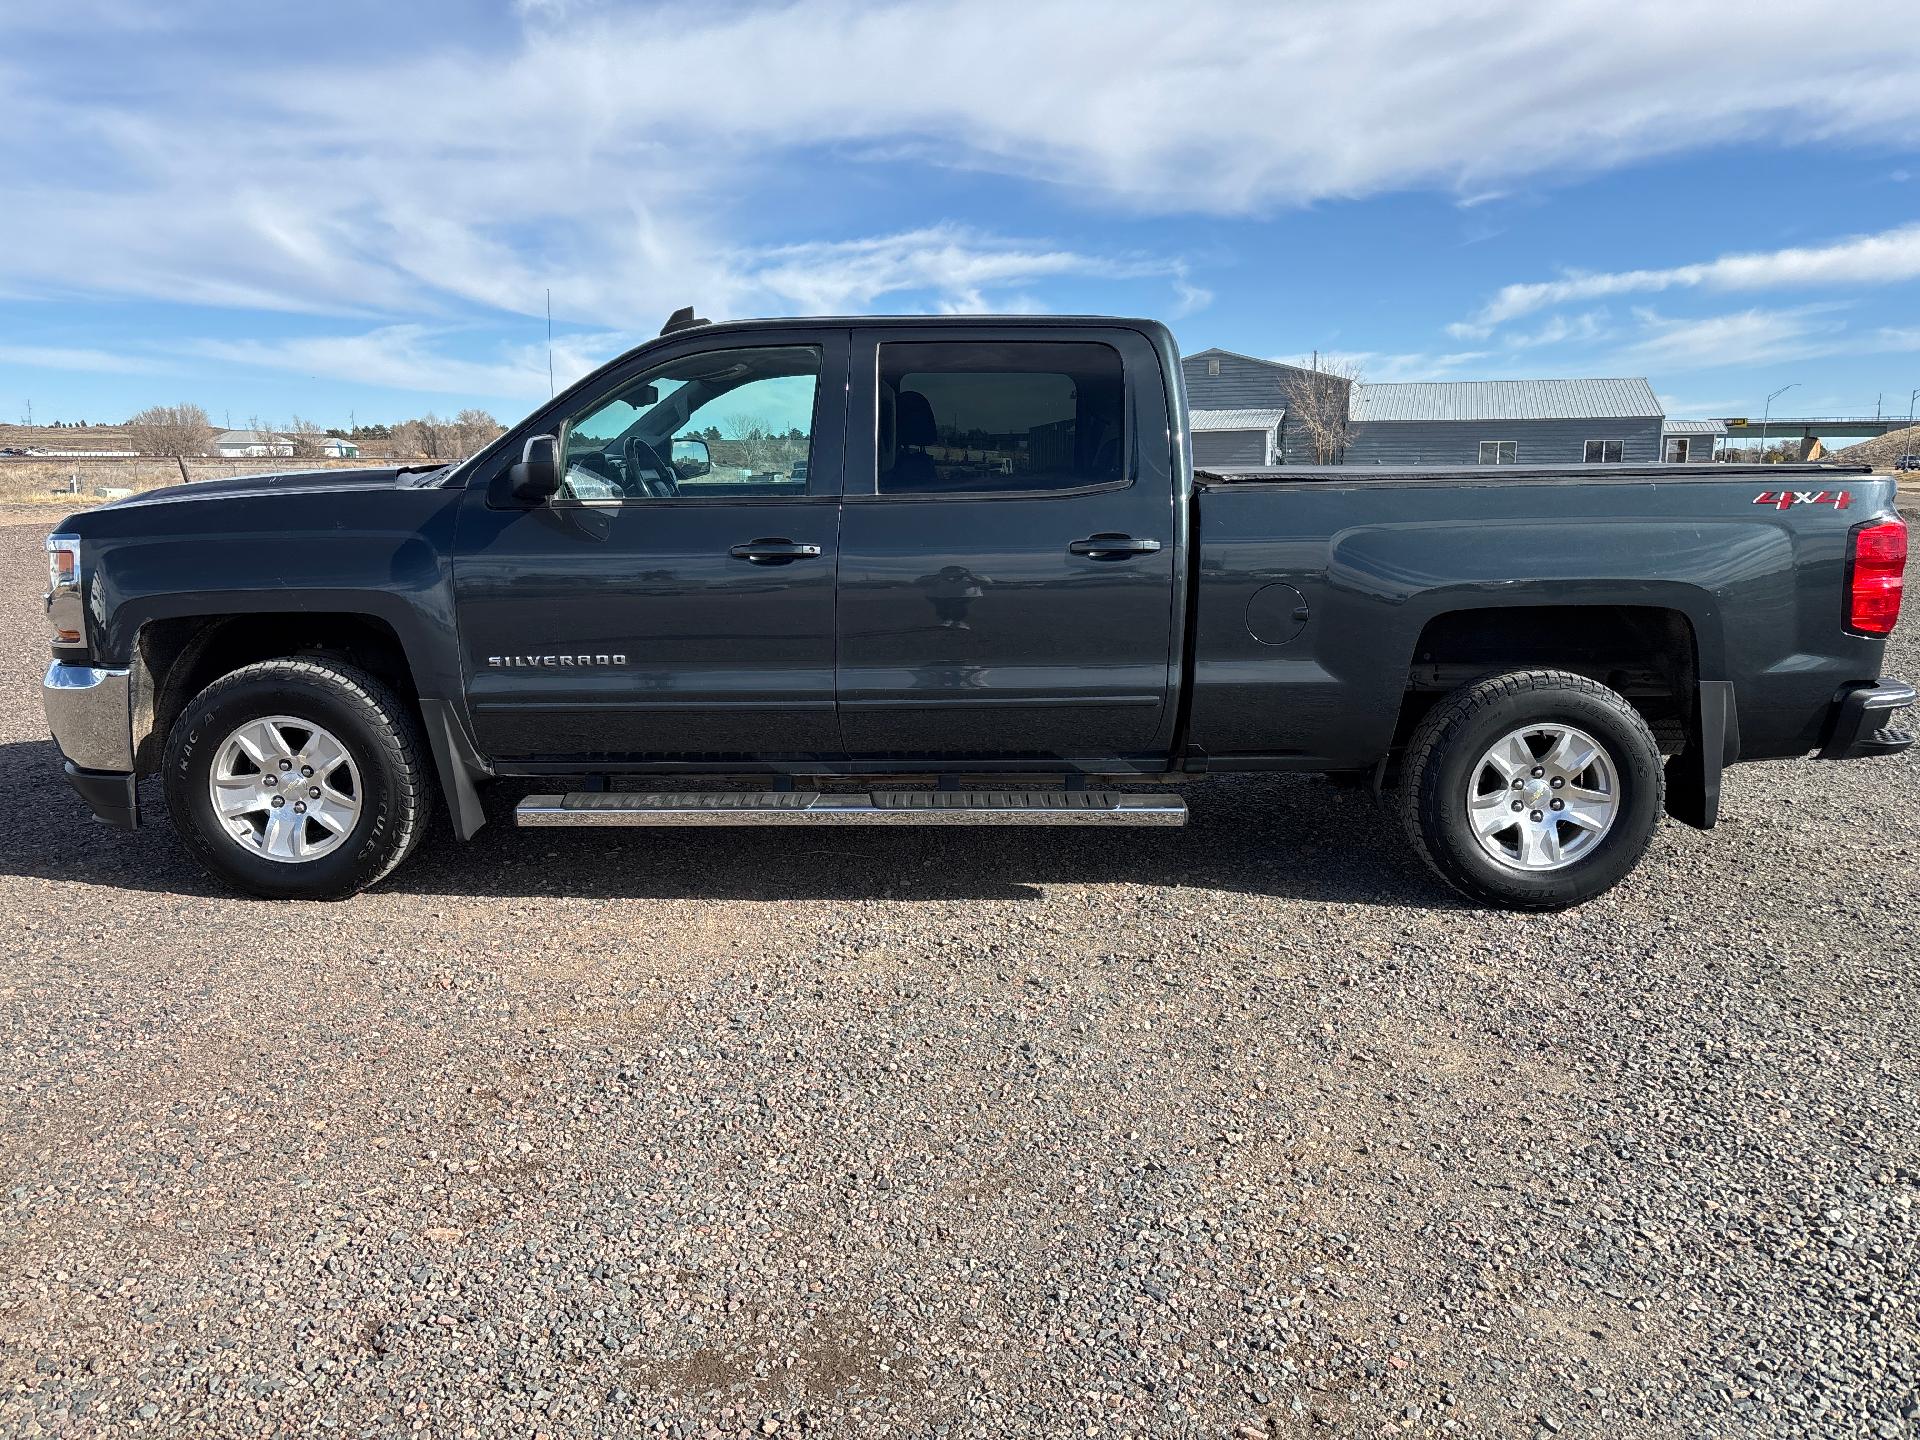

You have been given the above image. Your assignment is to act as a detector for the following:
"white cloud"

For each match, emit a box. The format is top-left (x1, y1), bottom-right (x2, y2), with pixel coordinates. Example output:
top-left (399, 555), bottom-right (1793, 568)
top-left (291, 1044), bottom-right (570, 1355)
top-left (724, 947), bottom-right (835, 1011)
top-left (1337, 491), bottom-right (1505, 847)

top-left (1609, 305), bottom-right (1853, 372)
top-left (0, 344), bottom-right (167, 374)
top-left (1272, 350), bottom-right (1493, 382)
top-left (4, 0), bottom-right (1920, 331)
top-left (1464, 223), bottom-right (1920, 328)
top-left (179, 325), bottom-right (631, 403)
top-left (740, 227), bottom-right (1205, 316)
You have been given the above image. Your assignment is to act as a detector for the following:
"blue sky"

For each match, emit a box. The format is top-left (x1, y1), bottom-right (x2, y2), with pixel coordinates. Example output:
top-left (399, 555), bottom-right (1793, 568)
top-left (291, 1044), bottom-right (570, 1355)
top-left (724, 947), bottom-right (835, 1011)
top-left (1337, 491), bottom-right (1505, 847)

top-left (3, 0), bottom-right (1920, 431)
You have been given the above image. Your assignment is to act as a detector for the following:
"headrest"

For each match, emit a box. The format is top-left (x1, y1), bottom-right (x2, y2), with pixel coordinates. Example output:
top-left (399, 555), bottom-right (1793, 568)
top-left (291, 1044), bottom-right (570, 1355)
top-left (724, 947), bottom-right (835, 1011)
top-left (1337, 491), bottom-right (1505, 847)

top-left (896, 389), bottom-right (937, 446)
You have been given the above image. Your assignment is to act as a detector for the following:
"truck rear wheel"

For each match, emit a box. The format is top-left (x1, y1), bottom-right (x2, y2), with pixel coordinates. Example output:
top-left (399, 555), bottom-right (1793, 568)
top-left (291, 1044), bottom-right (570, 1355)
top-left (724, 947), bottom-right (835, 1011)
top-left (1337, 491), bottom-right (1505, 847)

top-left (1399, 669), bottom-right (1664, 910)
top-left (163, 658), bottom-right (429, 899)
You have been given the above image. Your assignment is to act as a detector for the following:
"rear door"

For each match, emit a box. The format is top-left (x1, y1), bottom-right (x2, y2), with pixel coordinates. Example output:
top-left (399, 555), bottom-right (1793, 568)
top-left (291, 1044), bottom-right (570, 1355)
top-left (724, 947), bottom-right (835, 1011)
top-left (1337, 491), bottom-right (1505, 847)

top-left (835, 325), bottom-right (1180, 761)
top-left (451, 330), bottom-right (849, 762)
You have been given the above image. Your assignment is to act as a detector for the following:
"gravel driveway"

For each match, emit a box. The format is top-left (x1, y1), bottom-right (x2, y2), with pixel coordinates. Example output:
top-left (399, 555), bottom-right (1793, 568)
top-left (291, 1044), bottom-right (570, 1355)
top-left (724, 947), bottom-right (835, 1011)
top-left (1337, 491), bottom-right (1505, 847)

top-left (1, 512), bottom-right (1914, 1439)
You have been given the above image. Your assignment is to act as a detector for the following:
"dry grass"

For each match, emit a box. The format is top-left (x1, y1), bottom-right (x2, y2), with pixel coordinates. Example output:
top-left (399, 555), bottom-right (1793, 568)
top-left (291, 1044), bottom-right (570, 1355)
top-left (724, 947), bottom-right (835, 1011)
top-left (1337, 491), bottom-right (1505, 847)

top-left (0, 456), bottom-right (377, 508)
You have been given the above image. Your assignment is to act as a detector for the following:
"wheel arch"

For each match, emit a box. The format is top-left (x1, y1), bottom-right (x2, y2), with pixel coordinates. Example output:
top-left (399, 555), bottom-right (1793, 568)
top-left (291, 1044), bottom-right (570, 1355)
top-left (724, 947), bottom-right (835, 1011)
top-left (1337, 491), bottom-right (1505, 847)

top-left (134, 608), bottom-right (490, 839)
top-left (1390, 601), bottom-right (1729, 830)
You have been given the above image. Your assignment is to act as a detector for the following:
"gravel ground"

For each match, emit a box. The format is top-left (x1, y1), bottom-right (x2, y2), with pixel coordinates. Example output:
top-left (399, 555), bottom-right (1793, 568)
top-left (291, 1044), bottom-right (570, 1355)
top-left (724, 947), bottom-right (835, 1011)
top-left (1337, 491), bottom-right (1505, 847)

top-left (0, 513), bottom-right (1915, 1440)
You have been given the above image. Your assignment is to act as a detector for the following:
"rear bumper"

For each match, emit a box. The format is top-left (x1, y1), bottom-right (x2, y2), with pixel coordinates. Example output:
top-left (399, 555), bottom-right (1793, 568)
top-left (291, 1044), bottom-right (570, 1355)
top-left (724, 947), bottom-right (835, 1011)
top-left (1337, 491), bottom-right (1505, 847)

top-left (1818, 678), bottom-right (1915, 760)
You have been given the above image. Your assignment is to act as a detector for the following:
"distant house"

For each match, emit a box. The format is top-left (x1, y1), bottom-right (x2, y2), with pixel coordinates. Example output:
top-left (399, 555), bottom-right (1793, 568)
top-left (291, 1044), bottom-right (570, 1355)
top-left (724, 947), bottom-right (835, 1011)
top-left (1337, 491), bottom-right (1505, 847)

top-left (212, 430), bottom-right (294, 458)
top-left (211, 431), bottom-right (359, 459)
top-left (1659, 418), bottom-right (1725, 463)
top-left (1346, 378), bottom-right (1667, 466)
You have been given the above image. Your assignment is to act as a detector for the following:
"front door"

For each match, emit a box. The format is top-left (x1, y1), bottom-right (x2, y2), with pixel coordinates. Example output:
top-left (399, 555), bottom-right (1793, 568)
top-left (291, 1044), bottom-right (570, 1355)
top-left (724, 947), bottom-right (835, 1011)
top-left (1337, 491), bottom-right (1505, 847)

top-left (452, 332), bottom-right (848, 763)
top-left (835, 327), bottom-right (1179, 761)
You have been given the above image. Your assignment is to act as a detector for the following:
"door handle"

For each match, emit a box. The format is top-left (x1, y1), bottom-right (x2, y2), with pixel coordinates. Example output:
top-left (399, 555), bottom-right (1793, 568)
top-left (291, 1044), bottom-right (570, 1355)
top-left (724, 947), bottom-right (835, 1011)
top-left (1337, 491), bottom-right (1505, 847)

top-left (729, 539), bottom-right (823, 564)
top-left (1069, 534), bottom-right (1163, 559)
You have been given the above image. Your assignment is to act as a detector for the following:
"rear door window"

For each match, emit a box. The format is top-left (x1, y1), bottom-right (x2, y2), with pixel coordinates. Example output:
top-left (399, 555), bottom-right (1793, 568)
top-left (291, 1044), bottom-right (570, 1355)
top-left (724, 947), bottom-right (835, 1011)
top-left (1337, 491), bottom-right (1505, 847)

top-left (875, 341), bottom-right (1126, 496)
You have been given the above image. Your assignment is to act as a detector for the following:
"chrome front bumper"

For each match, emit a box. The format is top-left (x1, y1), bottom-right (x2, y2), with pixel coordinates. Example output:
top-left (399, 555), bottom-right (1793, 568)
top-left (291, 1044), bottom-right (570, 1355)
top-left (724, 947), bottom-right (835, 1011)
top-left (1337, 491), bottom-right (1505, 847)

top-left (43, 660), bottom-right (135, 772)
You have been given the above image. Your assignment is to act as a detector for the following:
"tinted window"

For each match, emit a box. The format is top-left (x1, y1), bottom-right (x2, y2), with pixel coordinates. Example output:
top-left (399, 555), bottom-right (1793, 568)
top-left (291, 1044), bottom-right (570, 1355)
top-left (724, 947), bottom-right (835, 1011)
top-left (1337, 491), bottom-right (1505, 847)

top-left (877, 341), bottom-right (1126, 496)
top-left (559, 346), bottom-right (820, 502)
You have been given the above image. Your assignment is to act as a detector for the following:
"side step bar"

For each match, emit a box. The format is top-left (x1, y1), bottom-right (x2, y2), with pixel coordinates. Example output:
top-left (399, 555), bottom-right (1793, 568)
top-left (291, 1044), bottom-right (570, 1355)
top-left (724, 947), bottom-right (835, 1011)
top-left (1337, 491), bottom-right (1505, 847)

top-left (515, 789), bottom-right (1187, 826)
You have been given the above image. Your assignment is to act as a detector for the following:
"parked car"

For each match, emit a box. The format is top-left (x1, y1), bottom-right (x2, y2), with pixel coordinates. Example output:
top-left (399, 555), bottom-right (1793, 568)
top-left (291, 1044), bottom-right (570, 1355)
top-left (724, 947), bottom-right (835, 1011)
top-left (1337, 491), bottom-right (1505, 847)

top-left (40, 312), bottom-right (1911, 908)
top-left (1895, 453), bottom-right (1919, 473)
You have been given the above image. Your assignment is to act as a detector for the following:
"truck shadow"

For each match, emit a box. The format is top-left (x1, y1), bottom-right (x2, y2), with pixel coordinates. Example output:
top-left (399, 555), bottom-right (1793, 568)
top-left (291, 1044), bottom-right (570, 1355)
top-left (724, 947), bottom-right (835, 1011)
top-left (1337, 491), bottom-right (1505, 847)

top-left (0, 738), bottom-right (1450, 908)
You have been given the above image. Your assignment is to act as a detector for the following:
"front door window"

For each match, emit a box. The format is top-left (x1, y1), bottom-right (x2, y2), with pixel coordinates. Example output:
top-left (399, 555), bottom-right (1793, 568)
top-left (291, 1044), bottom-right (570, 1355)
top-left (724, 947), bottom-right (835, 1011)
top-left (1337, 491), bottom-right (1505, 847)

top-left (559, 346), bottom-right (822, 502)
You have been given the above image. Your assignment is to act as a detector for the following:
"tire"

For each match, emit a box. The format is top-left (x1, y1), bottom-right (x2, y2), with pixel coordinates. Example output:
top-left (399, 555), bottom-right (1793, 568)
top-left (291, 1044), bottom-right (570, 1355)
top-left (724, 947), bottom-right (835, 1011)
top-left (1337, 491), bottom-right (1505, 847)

top-left (163, 658), bottom-right (430, 899)
top-left (1399, 669), bottom-right (1664, 911)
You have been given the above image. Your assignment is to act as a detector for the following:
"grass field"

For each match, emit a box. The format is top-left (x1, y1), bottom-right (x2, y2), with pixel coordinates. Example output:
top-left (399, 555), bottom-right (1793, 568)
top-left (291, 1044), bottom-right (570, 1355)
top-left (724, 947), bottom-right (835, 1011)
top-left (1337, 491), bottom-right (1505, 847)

top-left (0, 456), bottom-right (378, 508)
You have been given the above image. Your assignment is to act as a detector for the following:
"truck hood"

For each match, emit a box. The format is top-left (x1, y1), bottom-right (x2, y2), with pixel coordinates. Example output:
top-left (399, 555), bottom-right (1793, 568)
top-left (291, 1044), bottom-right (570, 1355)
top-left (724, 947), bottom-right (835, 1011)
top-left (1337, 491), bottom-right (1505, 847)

top-left (93, 465), bottom-right (450, 511)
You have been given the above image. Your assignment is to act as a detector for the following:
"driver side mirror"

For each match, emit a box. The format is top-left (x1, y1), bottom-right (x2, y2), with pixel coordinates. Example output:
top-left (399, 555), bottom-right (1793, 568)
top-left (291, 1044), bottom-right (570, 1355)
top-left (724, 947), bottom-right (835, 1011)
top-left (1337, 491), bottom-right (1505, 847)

top-left (671, 437), bottom-right (712, 479)
top-left (509, 434), bottom-right (561, 502)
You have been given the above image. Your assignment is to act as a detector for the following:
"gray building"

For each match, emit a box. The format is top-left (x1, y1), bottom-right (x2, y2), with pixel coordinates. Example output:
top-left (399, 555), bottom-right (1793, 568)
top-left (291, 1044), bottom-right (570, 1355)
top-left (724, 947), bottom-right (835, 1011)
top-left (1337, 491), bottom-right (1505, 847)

top-left (1345, 378), bottom-right (1666, 466)
top-left (1659, 418), bottom-right (1725, 463)
top-left (1189, 407), bottom-right (1288, 466)
top-left (1185, 349), bottom-right (1712, 467)
top-left (1182, 348), bottom-right (1335, 466)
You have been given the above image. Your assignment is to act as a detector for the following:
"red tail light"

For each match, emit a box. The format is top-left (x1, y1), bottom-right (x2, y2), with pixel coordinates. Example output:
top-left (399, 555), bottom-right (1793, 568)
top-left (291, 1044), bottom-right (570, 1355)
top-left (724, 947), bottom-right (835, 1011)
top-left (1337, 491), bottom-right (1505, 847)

top-left (1847, 517), bottom-right (1906, 635)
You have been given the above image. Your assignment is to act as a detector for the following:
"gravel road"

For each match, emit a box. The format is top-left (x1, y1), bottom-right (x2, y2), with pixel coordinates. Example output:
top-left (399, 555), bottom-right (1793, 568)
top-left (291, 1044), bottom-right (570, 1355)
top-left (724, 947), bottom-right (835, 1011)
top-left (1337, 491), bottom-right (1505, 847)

top-left (1, 513), bottom-right (1915, 1439)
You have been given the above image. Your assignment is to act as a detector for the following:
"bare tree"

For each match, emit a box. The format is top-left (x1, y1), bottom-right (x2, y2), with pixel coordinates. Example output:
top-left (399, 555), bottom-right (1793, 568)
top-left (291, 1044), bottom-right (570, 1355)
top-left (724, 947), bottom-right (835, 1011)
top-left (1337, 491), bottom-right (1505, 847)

top-left (126, 403), bottom-right (214, 458)
top-left (286, 416), bottom-right (329, 459)
top-left (721, 414), bottom-right (796, 474)
top-left (1281, 353), bottom-right (1361, 464)
top-left (391, 412), bottom-right (451, 459)
top-left (451, 408), bottom-right (505, 458)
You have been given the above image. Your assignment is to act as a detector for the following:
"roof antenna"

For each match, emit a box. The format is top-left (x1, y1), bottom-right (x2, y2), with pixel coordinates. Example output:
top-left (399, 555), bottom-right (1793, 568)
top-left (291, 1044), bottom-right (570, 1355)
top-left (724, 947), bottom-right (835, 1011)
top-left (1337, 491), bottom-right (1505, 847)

top-left (661, 305), bottom-right (710, 336)
top-left (546, 288), bottom-right (555, 398)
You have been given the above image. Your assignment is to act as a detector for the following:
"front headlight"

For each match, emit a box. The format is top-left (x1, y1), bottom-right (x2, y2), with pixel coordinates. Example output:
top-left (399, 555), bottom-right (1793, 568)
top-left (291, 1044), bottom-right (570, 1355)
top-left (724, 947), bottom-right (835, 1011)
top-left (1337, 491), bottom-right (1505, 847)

top-left (45, 533), bottom-right (82, 644)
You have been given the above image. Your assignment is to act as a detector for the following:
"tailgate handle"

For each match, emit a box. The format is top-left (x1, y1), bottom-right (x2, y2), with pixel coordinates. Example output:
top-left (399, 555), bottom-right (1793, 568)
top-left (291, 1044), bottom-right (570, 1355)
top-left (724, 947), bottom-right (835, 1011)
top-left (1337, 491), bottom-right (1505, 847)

top-left (729, 539), bottom-right (823, 564)
top-left (1069, 534), bottom-right (1162, 559)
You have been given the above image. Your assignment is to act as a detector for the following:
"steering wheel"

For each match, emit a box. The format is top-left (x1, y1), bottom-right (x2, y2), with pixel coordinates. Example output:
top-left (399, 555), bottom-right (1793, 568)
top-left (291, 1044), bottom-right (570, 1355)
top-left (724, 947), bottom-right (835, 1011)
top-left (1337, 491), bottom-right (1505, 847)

top-left (622, 436), bottom-right (679, 499)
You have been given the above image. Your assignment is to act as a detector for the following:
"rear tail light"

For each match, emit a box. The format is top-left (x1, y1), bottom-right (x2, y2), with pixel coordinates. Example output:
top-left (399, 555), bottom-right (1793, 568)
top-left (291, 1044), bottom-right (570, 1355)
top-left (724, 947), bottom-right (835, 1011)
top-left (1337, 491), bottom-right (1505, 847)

top-left (1847, 517), bottom-right (1906, 636)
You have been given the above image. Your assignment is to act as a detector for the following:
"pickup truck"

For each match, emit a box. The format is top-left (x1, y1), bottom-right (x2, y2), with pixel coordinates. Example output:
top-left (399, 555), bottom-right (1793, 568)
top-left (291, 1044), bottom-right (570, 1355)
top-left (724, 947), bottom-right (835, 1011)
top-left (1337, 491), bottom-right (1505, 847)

top-left (40, 312), bottom-right (1913, 909)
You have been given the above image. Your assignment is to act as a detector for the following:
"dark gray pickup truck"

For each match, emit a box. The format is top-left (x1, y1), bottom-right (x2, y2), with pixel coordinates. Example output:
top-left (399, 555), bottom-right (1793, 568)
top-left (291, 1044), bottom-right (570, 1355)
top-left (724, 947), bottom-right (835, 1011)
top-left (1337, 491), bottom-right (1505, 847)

top-left (40, 313), bottom-right (1912, 908)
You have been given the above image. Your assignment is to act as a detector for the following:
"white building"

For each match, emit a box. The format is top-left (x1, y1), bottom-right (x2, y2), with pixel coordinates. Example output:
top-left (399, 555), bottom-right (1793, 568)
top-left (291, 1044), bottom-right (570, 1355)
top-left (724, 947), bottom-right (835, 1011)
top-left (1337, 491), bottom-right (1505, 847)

top-left (210, 431), bottom-right (359, 459)
top-left (211, 430), bottom-right (295, 458)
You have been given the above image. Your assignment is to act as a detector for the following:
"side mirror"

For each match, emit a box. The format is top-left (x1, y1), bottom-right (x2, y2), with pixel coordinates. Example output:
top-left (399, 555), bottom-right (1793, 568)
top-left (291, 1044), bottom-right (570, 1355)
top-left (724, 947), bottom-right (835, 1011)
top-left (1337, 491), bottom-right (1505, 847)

top-left (509, 434), bottom-right (561, 502)
top-left (671, 436), bottom-right (712, 479)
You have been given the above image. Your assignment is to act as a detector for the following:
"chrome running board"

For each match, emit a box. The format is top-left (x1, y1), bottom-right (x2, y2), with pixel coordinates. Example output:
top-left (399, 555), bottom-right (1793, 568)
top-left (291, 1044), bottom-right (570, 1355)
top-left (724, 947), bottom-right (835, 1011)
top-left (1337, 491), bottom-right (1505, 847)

top-left (514, 789), bottom-right (1187, 826)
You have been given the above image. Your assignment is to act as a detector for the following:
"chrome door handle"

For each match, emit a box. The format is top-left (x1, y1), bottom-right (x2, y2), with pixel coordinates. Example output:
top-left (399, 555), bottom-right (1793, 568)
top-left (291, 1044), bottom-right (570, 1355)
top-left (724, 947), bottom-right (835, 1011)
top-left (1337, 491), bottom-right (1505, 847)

top-left (729, 539), bottom-right (823, 564)
top-left (1069, 534), bottom-right (1163, 558)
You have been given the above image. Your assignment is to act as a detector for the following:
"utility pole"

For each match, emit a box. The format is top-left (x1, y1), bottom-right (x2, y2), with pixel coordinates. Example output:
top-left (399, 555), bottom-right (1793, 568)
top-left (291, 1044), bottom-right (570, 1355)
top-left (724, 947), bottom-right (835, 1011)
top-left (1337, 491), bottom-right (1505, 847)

top-left (546, 288), bottom-right (555, 398)
top-left (1760, 383), bottom-right (1797, 464)
top-left (1909, 388), bottom-right (1918, 428)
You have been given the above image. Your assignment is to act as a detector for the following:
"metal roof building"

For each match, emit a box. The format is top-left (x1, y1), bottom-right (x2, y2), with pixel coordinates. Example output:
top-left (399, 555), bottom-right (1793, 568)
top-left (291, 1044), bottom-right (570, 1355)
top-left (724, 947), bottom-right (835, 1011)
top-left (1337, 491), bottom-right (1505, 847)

top-left (1346, 377), bottom-right (1669, 466)
top-left (1350, 378), bottom-right (1662, 424)
top-left (1185, 348), bottom-right (1716, 467)
top-left (1188, 406), bottom-right (1290, 468)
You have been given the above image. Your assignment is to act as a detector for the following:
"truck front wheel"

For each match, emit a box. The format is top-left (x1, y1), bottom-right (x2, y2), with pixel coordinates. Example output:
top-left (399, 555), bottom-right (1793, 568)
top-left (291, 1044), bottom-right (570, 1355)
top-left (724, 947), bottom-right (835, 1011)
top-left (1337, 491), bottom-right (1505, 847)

top-left (163, 658), bottom-right (430, 900)
top-left (1398, 669), bottom-right (1664, 910)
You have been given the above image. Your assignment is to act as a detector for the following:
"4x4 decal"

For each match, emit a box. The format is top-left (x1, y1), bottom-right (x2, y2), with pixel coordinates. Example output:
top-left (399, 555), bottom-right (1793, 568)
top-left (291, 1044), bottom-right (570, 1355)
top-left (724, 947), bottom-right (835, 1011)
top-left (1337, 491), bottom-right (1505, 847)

top-left (1753, 489), bottom-right (1851, 511)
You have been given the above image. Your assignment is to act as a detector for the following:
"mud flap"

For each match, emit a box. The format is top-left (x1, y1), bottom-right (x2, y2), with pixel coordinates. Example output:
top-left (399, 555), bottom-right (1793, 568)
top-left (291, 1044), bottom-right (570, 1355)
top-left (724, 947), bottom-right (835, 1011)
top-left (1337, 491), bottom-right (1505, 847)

top-left (1665, 680), bottom-right (1738, 830)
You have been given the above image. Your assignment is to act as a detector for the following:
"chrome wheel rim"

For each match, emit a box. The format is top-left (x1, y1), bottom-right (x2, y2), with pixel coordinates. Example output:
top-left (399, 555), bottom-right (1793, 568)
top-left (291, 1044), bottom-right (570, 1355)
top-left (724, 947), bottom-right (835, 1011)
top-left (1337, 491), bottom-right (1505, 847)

top-left (208, 715), bottom-right (362, 864)
top-left (1466, 722), bottom-right (1618, 873)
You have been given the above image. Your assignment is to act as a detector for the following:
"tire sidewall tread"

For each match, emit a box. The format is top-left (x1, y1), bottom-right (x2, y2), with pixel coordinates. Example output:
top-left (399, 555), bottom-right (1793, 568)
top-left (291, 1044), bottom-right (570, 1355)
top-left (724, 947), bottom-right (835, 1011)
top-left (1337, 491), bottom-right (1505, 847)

top-left (1399, 668), bottom-right (1665, 911)
top-left (163, 658), bottom-right (428, 900)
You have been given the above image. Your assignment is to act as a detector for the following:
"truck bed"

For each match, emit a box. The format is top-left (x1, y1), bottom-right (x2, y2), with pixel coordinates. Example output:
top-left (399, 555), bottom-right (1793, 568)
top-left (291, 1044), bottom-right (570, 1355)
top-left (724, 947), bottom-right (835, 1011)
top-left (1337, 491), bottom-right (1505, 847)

top-left (1195, 461), bottom-right (1871, 486)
